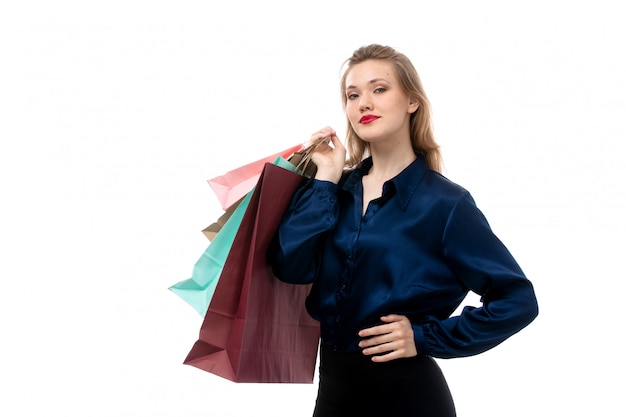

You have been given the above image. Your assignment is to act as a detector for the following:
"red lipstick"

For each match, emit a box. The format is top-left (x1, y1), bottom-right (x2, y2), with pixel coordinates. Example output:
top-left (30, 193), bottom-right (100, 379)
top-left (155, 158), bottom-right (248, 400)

top-left (359, 115), bottom-right (380, 124)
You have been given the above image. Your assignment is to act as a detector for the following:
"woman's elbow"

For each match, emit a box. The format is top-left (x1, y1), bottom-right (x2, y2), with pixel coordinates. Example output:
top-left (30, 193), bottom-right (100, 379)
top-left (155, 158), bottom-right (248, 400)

top-left (515, 283), bottom-right (539, 328)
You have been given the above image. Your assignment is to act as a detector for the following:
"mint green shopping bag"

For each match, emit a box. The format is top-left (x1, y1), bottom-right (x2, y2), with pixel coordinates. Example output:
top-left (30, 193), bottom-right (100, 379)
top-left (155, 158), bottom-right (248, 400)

top-left (169, 156), bottom-right (300, 316)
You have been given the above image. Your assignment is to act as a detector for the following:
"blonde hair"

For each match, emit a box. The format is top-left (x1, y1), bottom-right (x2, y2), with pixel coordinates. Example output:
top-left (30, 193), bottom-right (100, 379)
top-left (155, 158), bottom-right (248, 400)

top-left (340, 44), bottom-right (443, 173)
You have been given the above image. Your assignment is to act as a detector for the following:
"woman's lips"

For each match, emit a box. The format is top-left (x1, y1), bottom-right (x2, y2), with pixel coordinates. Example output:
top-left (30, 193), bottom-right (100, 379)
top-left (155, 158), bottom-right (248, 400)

top-left (360, 115), bottom-right (380, 124)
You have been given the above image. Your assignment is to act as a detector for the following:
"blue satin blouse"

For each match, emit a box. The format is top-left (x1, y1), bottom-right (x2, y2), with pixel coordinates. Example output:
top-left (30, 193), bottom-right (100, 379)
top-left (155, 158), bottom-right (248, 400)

top-left (269, 156), bottom-right (538, 358)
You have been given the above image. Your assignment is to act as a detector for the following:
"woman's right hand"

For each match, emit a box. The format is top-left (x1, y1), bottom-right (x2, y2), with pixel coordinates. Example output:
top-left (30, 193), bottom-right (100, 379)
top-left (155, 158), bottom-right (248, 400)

top-left (309, 127), bottom-right (346, 184)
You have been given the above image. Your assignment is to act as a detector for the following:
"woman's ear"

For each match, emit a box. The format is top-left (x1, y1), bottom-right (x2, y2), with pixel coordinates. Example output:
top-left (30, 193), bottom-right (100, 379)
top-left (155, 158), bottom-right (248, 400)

top-left (408, 97), bottom-right (420, 114)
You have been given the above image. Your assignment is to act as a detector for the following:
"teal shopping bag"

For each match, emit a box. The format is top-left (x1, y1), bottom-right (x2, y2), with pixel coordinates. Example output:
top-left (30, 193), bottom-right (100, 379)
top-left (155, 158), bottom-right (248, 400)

top-left (169, 156), bottom-right (300, 316)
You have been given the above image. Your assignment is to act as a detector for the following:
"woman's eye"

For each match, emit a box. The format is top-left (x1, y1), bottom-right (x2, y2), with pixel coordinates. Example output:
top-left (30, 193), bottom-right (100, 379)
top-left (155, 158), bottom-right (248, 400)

top-left (374, 87), bottom-right (386, 94)
top-left (347, 93), bottom-right (359, 100)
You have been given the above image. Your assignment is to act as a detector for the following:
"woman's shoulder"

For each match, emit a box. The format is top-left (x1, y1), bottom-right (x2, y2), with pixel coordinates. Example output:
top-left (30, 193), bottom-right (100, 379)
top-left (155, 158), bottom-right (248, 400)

top-left (409, 170), bottom-right (488, 222)
top-left (422, 169), bottom-right (471, 200)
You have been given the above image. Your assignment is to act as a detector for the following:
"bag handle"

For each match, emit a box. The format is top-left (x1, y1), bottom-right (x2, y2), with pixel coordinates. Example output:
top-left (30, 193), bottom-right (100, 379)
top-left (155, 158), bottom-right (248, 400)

top-left (292, 137), bottom-right (330, 178)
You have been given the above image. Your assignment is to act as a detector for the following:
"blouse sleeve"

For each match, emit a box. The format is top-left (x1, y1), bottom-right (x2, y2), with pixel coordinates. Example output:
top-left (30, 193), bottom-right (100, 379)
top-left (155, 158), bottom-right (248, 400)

top-left (268, 179), bottom-right (340, 284)
top-left (412, 192), bottom-right (539, 358)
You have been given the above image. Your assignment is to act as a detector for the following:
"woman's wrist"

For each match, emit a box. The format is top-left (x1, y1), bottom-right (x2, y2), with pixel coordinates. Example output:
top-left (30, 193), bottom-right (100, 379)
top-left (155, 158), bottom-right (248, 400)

top-left (314, 167), bottom-right (342, 184)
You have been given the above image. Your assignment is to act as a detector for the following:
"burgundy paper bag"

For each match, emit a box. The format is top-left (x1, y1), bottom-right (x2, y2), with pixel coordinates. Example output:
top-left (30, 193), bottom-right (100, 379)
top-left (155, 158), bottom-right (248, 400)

top-left (183, 162), bottom-right (321, 383)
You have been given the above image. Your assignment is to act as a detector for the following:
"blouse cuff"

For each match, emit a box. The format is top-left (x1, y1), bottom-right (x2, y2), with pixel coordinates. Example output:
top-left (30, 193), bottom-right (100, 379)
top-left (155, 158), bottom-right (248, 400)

top-left (412, 323), bottom-right (430, 356)
top-left (310, 178), bottom-right (339, 193)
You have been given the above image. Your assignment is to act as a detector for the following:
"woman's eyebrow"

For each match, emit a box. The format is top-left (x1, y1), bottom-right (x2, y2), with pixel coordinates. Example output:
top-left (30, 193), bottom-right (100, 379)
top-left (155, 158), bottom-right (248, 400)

top-left (346, 78), bottom-right (391, 90)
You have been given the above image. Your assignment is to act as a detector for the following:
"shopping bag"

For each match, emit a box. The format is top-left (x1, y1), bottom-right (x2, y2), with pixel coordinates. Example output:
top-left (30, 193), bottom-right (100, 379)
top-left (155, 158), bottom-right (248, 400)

top-left (169, 157), bottom-right (299, 316)
top-left (208, 143), bottom-right (304, 210)
top-left (202, 138), bottom-right (324, 239)
top-left (183, 161), bottom-right (321, 383)
top-left (168, 191), bottom-right (251, 316)
top-left (201, 196), bottom-right (245, 242)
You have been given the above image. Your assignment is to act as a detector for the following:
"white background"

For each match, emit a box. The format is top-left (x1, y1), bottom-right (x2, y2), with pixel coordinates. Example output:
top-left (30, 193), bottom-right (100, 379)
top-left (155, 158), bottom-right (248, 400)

top-left (1, 1), bottom-right (625, 416)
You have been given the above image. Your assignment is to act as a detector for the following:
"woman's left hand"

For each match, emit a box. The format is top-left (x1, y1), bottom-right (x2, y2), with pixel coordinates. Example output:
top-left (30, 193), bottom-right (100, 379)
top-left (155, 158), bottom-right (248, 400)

top-left (358, 314), bottom-right (418, 362)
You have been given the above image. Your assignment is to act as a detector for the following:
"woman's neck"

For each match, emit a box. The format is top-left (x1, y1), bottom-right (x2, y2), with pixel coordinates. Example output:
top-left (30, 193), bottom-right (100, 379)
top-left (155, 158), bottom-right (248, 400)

top-left (367, 142), bottom-right (416, 180)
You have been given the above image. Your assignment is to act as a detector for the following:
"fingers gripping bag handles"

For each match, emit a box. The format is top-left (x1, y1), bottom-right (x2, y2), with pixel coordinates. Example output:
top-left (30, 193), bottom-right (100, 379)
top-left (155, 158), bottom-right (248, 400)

top-left (286, 136), bottom-right (330, 179)
top-left (183, 158), bottom-right (321, 383)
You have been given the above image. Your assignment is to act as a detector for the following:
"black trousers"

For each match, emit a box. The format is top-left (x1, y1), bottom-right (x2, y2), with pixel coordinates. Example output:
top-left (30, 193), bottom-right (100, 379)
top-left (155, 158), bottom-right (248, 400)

top-left (312, 344), bottom-right (456, 417)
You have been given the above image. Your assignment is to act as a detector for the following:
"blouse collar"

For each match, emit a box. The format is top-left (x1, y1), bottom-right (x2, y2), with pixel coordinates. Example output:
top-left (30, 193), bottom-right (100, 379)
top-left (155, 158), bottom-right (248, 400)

top-left (342, 156), bottom-right (430, 211)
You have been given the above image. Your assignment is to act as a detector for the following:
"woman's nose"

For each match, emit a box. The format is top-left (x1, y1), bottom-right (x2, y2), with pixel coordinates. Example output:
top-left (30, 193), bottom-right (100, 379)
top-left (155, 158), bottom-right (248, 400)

top-left (359, 96), bottom-right (372, 112)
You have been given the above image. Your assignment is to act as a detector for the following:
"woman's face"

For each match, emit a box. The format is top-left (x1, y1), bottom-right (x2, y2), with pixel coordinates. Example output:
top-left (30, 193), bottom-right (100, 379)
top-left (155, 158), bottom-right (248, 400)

top-left (344, 59), bottom-right (418, 145)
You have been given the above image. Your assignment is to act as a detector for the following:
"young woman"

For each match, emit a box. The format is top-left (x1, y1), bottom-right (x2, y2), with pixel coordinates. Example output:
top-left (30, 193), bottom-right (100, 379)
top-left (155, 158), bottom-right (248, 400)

top-left (269, 44), bottom-right (538, 417)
